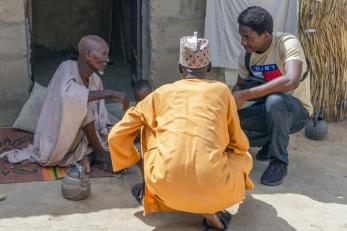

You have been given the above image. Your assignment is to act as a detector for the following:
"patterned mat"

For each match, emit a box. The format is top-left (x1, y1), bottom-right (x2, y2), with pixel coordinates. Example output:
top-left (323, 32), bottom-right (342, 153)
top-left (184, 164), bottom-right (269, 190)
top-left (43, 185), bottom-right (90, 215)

top-left (0, 128), bottom-right (112, 184)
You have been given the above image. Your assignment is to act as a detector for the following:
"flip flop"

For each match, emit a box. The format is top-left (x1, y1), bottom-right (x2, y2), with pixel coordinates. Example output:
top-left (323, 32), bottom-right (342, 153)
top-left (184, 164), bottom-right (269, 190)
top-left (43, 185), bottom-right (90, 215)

top-left (131, 182), bottom-right (145, 205)
top-left (113, 169), bottom-right (128, 177)
top-left (203, 210), bottom-right (232, 231)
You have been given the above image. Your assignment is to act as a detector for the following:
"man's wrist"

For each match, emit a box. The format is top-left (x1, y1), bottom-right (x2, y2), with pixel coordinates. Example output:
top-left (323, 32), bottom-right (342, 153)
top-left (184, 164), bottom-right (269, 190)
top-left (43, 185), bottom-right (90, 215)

top-left (105, 90), bottom-right (114, 98)
top-left (240, 89), bottom-right (251, 101)
top-left (232, 84), bottom-right (241, 92)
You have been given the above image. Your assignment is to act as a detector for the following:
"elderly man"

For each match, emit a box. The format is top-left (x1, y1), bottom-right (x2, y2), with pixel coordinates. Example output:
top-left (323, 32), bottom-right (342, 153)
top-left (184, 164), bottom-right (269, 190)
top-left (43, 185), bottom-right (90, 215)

top-left (2, 35), bottom-right (127, 173)
top-left (108, 33), bottom-right (253, 230)
top-left (233, 6), bottom-right (313, 186)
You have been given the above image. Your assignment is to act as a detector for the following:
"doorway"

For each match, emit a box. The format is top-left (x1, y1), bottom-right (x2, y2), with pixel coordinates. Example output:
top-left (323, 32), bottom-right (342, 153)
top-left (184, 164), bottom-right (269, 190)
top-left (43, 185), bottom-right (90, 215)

top-left (28, 0), bottom-right (142, 99)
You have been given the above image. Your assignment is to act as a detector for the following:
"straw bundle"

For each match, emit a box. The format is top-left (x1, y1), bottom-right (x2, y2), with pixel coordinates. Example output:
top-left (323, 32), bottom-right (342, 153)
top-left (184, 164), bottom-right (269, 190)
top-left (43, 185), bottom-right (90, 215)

top-left (298, 0), bottom-right (347, 122)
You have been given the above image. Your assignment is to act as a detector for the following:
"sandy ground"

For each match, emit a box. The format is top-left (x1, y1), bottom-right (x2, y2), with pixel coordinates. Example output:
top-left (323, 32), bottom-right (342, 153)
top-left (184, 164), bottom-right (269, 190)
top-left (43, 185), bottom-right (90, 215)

top-left (0, 122), bottom-right (346, 231)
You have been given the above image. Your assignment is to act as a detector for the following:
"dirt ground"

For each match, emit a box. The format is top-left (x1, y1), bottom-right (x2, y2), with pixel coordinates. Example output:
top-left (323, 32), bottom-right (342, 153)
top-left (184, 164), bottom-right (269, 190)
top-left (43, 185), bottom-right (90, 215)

top-left (0, 122), bottom-right (346, 231)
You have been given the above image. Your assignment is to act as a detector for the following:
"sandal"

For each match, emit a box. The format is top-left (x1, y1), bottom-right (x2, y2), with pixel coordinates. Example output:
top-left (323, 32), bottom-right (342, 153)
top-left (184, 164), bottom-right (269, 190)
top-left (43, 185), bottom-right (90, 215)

top-left (203, 210), bottom-right (232, 231)
top-left (131, 182), bottom-right (145, 205)
top-left (113, 169), bottom-right (128, 176)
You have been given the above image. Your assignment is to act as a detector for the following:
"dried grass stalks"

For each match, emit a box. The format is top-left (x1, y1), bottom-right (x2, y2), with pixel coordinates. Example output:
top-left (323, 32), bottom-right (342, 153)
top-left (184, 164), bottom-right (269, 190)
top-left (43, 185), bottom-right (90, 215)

top-left (298, 0), bottom-right (347, 122)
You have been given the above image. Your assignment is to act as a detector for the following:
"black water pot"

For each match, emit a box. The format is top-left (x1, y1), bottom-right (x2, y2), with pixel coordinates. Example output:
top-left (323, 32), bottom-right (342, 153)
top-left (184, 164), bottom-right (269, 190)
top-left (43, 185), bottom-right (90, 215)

top-left (305, 109), bottom-right (328, 140)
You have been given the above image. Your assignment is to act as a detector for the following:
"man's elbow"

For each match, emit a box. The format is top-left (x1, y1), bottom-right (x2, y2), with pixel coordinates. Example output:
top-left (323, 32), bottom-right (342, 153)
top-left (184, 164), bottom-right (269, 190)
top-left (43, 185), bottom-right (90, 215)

top-left (284, 77), bottom-right (300, 91)
top-left (289, 79), bottom-right (300, 89)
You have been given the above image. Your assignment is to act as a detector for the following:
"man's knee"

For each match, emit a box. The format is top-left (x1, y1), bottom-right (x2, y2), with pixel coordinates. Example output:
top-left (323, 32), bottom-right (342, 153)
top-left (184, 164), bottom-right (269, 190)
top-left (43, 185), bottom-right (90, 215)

top-left (265, 94), bottom-right (290, 116)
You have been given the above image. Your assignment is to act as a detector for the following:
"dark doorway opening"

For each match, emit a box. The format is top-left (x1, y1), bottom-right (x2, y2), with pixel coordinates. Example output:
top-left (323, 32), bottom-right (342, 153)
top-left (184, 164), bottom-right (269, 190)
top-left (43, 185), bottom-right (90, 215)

top-left (29, 0), bottom-right (142, 99)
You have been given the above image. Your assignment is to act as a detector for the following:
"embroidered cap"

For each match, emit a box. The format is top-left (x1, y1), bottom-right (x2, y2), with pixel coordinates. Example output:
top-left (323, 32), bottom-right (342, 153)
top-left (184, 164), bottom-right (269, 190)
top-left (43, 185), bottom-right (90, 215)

top-left (179, 32), bottom-right (209, 69)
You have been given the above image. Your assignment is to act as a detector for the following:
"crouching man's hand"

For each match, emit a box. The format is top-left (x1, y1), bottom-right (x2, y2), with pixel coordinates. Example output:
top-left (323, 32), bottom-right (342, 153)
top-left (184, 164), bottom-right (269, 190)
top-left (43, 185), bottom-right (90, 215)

top-left (232, 90), bottom-right (248, 109)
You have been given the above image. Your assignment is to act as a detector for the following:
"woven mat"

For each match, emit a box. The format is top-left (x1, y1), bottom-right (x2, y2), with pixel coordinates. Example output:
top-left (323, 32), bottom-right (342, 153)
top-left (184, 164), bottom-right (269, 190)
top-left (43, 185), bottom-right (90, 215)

top-left (0, 128), bottom-right (112, 184)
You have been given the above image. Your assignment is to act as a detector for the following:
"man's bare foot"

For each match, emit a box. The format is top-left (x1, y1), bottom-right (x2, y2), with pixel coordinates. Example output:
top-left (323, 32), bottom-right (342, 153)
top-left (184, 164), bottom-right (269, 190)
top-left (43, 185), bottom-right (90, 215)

top-left (78, 156), bottom-right (91, 174)
top-left (92, 151), bottom-right (114, 173)
top-left (93, 151), bottom-right (105, 163)
top-left (201, 213), bottom-right (224, 229)
top-left (201, 210), bottom-right (232, 230)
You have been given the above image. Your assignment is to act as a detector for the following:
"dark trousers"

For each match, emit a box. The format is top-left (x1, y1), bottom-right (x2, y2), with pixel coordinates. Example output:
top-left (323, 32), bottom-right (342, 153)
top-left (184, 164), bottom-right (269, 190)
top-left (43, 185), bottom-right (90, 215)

top-left (238, 94), bottom-right (310, 165)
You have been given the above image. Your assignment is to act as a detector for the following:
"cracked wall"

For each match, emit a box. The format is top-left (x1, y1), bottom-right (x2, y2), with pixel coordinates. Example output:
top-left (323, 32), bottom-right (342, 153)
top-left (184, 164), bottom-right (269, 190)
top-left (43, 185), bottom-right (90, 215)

top-left (0, 0), bottom-right (30, 126)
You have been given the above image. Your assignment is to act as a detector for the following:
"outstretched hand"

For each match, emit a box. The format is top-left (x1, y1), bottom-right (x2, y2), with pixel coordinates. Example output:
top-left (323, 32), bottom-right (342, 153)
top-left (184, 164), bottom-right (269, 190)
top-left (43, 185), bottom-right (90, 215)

top-left (111, 91), bottom-right (129, 111)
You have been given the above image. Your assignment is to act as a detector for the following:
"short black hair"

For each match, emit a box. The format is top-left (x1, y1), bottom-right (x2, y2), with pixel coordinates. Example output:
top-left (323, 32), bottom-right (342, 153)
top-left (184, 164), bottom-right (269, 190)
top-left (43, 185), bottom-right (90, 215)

top-left (237, 6), bottom-right (273, 35)
top-left (134, 79), bottom-right (152, 92)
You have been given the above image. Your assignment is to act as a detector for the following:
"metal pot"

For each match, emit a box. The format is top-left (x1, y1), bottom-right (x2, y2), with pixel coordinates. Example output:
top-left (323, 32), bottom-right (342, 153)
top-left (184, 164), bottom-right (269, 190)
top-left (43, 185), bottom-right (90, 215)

top-left (61, 161), bottom-right (91, 201)
top-left (305, 109), bottom-right (328, 140)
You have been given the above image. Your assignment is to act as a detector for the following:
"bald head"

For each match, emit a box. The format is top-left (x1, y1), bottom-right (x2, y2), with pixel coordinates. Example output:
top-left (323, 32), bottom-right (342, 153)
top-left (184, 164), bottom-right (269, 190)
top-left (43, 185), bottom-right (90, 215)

top-left (78, 35), bottom-right (108, 55)
top-left (77, 35), bottom-right (110, 75)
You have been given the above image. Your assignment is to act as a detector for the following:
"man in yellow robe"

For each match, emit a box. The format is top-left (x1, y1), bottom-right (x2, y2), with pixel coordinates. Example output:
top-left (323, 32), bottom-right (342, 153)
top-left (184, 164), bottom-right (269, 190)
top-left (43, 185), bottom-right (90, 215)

top-left (108, 33), bottom-right (254, 230)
